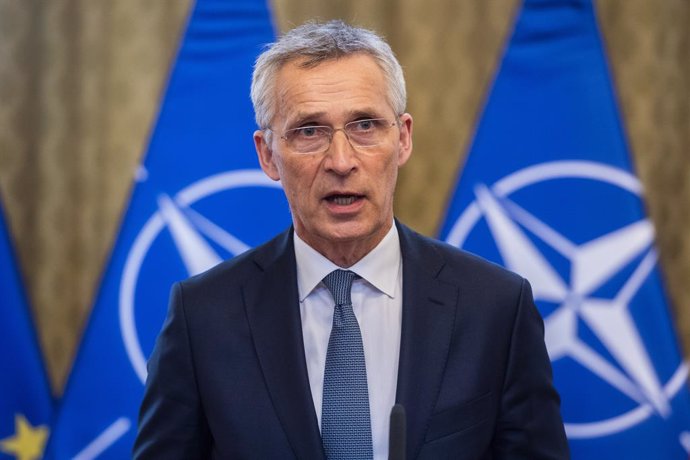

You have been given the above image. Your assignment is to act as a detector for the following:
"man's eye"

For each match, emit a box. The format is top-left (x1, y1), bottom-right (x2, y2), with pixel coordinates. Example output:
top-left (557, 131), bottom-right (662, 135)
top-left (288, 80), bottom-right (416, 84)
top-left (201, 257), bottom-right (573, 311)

top-left (351, 119), bottom-right (379, 132)
top-left (296, 126), bottom-right (322, 137)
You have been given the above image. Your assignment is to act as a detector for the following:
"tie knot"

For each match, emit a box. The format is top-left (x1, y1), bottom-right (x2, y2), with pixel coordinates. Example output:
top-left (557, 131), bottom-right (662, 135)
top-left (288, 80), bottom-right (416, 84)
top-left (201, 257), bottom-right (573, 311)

top-left (322, 269), bottom-right (357, 306)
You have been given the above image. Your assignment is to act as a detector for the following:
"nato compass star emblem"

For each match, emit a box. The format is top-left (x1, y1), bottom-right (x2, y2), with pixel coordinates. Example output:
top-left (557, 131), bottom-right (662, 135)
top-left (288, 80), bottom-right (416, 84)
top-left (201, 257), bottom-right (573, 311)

top-left (120, 169), bottom-right (286, 385)
top-left (445, 160), bottom-right (689, 441)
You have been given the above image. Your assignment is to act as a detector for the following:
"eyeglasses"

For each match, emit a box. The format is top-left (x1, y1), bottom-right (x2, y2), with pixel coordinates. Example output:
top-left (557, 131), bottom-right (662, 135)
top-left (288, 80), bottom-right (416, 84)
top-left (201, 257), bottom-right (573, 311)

top-left (268, 118), bottom-right (398, 155)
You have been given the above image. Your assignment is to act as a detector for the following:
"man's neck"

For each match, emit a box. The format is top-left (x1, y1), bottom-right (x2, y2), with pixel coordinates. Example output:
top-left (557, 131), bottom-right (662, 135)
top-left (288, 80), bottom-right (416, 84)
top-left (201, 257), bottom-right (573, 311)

top-left (295, 222), bottom-right (394, 268)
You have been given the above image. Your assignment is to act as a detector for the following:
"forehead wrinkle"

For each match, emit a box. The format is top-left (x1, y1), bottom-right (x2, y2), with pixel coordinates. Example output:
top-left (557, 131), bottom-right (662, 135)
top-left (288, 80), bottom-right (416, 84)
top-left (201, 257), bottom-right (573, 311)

top-left (273, 55), bottom-right (394, 127)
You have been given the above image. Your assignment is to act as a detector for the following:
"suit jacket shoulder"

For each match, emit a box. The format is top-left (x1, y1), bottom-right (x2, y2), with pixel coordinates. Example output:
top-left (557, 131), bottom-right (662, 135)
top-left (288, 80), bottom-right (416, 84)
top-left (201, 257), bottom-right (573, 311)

top-left (134, 227), bottom-right (327, 459)
top-left (397, 221), bottom-right (526, 309)
top-left (395, 221), bottom-right (568, 459)
top-left (178, 227), bottom-right (293, 298)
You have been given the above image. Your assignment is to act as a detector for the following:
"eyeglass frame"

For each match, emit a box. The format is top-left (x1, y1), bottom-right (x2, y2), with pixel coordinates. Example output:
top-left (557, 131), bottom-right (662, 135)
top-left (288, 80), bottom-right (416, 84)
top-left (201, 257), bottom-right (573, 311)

top-left (264, 116), bottom-right (401, 155)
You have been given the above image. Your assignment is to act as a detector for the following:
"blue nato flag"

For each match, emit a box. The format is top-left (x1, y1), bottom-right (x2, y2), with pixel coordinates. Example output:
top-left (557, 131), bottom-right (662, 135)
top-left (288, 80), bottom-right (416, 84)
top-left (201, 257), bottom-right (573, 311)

top-left (439, 0), bottom-right (690, 458)
top-left (45, 1), bottom-right (290, 458)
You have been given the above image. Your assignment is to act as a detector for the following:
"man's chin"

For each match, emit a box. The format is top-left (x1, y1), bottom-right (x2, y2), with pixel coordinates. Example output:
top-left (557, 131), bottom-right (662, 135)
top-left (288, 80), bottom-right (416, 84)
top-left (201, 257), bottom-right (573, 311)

top-left (319, 220), bottom-right (391, 246)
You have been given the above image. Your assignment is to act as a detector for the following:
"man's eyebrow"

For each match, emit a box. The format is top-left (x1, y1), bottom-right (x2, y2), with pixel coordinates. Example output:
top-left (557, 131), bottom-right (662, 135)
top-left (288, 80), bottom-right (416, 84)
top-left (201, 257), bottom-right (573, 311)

top-left (286, 111), bottom-right (328, 127)
top-left (284, 109), bottom-right (386, 128)
top-left (347, 108), bottom-right (384, 119)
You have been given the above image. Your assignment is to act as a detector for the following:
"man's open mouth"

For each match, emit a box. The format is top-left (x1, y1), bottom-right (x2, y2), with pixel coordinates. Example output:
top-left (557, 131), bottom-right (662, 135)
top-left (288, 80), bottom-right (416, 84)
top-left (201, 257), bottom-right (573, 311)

top-left (325, 194), bottom-right (362, 206)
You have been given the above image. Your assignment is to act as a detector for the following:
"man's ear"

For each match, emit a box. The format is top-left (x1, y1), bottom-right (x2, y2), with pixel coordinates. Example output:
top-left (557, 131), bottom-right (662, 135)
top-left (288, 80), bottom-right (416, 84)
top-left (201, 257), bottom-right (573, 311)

top-left (254, 130), bottom-right (281, 181)
top-left (396, 113), bottom-right (413, 167)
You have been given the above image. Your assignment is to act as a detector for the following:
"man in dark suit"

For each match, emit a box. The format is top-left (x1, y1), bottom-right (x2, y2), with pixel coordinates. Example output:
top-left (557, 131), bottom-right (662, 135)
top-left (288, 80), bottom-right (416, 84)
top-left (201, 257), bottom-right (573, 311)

top-left (134, 20), bottom-right (569, 459)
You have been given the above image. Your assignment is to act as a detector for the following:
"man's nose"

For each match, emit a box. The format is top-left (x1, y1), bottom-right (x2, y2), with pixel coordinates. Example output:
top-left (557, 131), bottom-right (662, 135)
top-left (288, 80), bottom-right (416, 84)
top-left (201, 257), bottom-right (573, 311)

top-left (324, 129), bottom-right (357, 174)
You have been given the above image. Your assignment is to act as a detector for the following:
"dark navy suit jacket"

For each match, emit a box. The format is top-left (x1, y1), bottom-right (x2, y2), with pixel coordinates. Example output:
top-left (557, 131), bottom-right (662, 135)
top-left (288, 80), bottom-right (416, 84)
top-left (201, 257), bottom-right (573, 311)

top-left (134, 222), bottom-right (569, 459)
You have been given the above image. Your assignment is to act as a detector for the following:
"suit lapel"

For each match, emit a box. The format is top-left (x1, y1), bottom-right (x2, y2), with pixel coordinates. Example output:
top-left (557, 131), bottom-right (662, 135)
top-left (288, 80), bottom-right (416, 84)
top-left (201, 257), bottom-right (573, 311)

top-left (243, 224), bottom-right (458, 459)
top-left (243, 230), bottom-right (325, 460)
top-left (395, 223), bottom-right (459, 459)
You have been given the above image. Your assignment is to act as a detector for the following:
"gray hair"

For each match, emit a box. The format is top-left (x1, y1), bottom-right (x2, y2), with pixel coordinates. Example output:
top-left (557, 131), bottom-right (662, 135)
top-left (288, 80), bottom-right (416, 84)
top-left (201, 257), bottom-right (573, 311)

top-left (251, 20), bottom-right (406, 129)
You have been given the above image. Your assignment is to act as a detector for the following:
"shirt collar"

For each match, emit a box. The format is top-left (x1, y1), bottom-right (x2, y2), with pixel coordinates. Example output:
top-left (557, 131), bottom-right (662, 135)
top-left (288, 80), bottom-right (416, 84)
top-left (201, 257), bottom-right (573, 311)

top-left (294, 223), bottom-right (401, 302)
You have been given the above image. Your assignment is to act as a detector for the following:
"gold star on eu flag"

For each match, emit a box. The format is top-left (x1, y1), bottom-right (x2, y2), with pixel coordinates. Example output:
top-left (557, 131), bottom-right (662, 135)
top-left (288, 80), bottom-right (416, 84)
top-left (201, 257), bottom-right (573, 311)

top-left (0, 414), bottom-right (48, 460)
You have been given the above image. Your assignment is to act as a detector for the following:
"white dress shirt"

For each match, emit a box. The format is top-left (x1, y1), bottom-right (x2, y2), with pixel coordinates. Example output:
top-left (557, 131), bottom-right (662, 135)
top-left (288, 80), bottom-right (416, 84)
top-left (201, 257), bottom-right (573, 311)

top-left (294, 224), bottom-right (403, 460)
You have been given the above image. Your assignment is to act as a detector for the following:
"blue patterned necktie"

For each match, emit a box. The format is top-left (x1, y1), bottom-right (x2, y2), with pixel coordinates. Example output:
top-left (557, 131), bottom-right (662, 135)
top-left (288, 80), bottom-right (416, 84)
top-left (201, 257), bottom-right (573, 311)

top-left (321, 269), bottom-right (374, 460)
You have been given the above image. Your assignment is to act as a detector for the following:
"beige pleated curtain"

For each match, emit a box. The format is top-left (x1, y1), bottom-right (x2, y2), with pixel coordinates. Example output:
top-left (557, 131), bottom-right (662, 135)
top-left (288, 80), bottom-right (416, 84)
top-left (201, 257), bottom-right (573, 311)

top-left (0, 0), bottom-right (688, 393)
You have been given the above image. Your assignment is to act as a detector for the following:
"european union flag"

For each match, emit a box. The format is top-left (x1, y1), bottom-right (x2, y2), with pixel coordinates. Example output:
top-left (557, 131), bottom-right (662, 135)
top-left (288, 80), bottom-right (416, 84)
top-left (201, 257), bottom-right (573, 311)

top-left (45, 1), bottom-right (290, 458)
top-left (0, 197), bottom-right (53, 460)
top-left (438, 0), bottom-right (690, 457)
